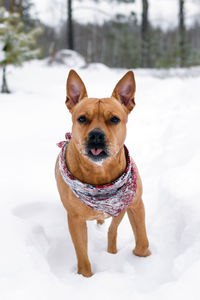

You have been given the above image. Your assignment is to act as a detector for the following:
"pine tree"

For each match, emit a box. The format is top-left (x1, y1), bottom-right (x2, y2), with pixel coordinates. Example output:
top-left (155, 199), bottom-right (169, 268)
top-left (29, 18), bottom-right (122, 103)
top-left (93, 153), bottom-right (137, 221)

top-left (141, 0), bottom-right (149, 67)
top-left (179, 0), bottom-right (186, 67)
top-left (0, 6), bottom-right (42, 93)
top-left (67, 0), bottom-right (74, 50)
top-left (2, 0), bottom-right (39, 31)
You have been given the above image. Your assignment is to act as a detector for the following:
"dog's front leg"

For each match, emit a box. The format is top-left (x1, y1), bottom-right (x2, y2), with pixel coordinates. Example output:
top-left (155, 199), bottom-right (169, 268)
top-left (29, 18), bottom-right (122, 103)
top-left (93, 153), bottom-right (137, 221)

top-left (127, 200), bottom-right (151, 257)
top-left (67, 214), bottom-right (93, 277)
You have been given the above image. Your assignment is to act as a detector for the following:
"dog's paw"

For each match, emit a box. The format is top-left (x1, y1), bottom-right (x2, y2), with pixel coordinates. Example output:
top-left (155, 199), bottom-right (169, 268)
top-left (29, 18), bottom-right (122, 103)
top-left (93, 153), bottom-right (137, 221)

top-left (133, 247), bottom-right (151, 257)
top-left (78, 269), bottom-right (93, 277)
top-left (107, 246), bottom-right (117, 254)
top-left (78, 263), bottom-right (93, 277)
top-left (97, 219), bottom-right (104, 225)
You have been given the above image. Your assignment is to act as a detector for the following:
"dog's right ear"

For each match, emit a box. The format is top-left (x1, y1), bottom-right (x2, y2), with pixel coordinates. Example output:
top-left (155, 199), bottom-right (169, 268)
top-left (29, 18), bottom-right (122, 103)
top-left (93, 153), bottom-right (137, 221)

top-left (66, 70), bottom-right (88, 111)
top-left (112, 71), bottom-right (136, 113)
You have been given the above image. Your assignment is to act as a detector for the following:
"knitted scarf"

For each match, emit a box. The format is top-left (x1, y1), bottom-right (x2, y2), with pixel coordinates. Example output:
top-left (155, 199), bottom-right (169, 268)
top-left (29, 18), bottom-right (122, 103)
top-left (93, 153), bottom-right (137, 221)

top-left (57, 133), bottom-right (137, 217)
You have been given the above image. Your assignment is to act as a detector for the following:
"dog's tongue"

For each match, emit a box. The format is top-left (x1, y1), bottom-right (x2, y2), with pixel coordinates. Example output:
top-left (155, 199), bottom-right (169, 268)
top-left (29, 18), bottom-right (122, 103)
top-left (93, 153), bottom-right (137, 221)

top-left (91, 148), bottom-right (103, 156)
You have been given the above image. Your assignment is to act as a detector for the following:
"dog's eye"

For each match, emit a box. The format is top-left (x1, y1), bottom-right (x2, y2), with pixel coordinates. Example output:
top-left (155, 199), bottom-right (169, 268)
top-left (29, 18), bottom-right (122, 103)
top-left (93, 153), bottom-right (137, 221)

top-left (110, 116), bottom-right (120, 124)
top-left (77, 115), bottom-right (87, 123)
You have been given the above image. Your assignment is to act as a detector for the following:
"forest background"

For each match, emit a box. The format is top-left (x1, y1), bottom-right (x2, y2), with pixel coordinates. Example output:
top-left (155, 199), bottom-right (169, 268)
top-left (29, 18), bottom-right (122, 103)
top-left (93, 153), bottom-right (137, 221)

top-left (1, 0), bottom-right (200, 70)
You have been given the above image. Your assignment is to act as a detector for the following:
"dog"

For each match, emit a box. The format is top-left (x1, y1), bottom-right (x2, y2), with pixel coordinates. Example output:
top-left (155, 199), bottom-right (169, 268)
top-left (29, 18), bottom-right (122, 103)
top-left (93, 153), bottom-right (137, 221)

top-left (55, 70), bottom-right (151, 277)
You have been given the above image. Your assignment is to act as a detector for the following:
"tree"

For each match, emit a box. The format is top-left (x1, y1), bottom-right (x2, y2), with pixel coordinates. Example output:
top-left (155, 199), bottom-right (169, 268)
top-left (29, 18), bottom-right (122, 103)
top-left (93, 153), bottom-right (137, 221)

top-left (67, 0), bottom-right (74, 49)
top-left (0, 6), bottom-right (42, 93)
top-left (141, 0), bottom-right (149, 67)
top-left (179, 0), bottom-right (186, 67)
top-left (2, 0), bottom-right (39, 30)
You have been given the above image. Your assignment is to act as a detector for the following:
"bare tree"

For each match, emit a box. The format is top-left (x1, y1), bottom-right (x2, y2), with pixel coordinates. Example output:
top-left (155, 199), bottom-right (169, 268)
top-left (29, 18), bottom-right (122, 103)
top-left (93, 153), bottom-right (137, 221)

top-left (141, 0), bottom-right (149, 67)
top-left (179, 0), bottom-right (186, 67)
top-left (67, 0), bottom-right (74, 50)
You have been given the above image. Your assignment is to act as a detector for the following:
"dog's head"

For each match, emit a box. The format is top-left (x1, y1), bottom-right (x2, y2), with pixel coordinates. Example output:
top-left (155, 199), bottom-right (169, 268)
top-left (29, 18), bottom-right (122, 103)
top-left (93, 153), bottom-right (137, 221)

top-left (65, 70), bottom-right (136, 164)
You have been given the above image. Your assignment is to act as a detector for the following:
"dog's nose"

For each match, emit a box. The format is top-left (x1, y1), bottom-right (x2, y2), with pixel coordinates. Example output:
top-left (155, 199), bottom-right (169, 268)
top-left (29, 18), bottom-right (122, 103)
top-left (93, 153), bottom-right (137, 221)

top-left (88, 129), bottom-right (105, 144)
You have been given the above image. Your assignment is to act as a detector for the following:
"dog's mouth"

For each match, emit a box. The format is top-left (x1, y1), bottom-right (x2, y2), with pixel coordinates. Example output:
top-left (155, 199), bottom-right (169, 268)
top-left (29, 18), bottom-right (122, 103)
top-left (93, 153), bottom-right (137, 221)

top-left (90, 148), bottom-right (103, 156)
top-left (86, 144), bottom-right (109, 162)
top-left (85, 129), bottom-right (109, 162)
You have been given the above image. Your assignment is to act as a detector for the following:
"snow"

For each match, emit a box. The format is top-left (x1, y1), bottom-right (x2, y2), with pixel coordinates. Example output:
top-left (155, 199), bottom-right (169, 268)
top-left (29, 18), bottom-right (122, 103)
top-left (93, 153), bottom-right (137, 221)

top-left (32, 0), bottom-right (200, 29)
top-left (0, 24), bottom-right (6, 28)
top-left (47, 49), bottom-right (86, 68)
top-left (0, 56), bottom-right (200, 299)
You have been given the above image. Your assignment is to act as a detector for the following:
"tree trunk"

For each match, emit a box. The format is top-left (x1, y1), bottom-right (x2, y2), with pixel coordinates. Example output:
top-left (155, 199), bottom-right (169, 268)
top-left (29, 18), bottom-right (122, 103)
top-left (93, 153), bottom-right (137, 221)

top-left (11, 0), bottom-right (15, 12)
top-left (18, 0), bottom-right (23, 15)
top-left (67, 0), bottom-right (74, 50)
top-left (141, 0), bottom-right (149, 68)
top-left (179, 0), bottom-right (186, 67)
top-left (1, 65), bottom-right (10, 94)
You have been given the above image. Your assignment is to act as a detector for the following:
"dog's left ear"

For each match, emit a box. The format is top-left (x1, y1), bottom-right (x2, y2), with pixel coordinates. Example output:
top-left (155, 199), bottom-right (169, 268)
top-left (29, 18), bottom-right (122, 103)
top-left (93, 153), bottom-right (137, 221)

top-left (112, 71), bottom-right (136, 113)
top-left (66, 69), bottom-right (88, 111)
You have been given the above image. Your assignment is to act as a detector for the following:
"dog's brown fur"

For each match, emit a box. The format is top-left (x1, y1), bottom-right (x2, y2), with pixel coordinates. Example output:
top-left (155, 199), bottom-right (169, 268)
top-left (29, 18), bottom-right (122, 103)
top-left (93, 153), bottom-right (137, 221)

top-left (55, 70), bottom-right (151, 277)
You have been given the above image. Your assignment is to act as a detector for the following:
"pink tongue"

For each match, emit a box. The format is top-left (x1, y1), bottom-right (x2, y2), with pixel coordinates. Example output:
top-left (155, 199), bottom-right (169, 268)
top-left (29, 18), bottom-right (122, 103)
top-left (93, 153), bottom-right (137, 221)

top-left (91, 148), bottom-right (103, 156)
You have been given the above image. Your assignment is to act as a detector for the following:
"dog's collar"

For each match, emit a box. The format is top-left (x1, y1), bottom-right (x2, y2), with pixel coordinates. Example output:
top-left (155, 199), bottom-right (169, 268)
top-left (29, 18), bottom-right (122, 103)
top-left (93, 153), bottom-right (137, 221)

top-left (57, 133), bottom-right (137, 217)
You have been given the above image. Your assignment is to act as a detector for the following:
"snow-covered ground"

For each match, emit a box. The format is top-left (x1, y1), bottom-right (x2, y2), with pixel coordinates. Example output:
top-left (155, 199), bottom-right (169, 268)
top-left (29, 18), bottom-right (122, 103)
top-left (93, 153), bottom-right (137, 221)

top-left (0, 58), bottom-right (200, 299)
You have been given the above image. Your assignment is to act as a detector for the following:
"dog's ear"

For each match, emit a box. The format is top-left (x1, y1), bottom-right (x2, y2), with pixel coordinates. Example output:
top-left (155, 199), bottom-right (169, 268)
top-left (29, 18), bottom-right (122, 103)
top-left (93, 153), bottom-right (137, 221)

top-left (112, 71), bottom-right (136, 112)
top-left (66, 70), bottom-right (88, 111)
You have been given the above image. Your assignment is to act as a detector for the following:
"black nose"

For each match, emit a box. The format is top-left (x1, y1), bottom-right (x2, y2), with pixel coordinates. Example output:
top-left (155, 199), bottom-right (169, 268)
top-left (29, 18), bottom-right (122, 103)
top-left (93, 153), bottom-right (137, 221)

top-left (88, 129), bottom-right (105, 144)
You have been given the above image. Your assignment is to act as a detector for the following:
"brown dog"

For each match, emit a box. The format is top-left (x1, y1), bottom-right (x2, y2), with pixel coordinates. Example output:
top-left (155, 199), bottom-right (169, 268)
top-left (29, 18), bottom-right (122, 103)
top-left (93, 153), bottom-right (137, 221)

top-left (55, 70), bottom-right (151, 277)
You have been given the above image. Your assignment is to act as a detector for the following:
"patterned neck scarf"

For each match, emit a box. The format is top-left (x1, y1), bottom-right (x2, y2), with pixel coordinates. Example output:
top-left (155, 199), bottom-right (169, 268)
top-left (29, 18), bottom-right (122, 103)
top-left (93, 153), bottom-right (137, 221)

top-left (57, 133), bottom-right (137, 217)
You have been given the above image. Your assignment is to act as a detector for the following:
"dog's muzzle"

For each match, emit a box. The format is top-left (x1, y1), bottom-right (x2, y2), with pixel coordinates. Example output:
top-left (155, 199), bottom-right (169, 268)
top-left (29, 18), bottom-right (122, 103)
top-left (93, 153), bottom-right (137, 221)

top-left (86, 128), bottom-right (109, 161)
